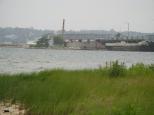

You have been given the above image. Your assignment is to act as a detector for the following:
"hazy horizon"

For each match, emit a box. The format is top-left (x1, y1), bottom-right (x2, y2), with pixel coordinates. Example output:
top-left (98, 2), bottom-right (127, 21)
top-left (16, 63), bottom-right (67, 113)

top-left (0, 0), bottom-right (154, 33)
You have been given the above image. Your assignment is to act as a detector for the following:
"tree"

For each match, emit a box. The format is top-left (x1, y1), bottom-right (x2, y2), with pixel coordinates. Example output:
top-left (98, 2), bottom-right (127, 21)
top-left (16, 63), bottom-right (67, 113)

top-left (115, 33), bottom-right (121, 40)
top-left (36, 35), bottom-right (49, 47)
top-left (53, 35), bottom-right (64, 45)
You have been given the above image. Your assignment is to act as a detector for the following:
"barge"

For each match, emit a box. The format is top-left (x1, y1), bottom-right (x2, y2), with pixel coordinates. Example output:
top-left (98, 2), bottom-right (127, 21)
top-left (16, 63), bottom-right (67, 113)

top-left (105, 41), bottom-right (154, 52)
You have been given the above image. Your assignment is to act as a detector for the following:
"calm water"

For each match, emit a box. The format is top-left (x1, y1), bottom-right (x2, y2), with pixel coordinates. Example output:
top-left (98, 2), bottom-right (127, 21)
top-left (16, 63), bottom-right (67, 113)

top-left (0, 48), bottom-right (154, 73)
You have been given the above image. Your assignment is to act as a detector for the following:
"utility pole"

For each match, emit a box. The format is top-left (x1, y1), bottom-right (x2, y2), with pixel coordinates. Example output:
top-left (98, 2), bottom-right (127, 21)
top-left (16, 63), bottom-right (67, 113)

top-left (127, 22), bottom-right (129, 40)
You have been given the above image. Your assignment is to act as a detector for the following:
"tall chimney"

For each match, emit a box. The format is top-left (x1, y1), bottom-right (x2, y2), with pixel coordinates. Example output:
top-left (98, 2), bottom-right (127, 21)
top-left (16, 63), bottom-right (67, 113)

top-left (62, 19), bottom-right (65, 39)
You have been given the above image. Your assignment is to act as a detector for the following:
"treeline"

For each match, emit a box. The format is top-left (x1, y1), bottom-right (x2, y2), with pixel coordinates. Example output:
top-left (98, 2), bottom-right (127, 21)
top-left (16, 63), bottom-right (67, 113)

top-left (0, 27), bottom-right (53, 43)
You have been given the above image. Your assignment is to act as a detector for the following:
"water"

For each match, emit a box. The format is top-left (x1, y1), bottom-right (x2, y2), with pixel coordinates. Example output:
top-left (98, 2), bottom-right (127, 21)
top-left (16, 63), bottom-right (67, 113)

top-left (0, 48), bottom-right (154, 73)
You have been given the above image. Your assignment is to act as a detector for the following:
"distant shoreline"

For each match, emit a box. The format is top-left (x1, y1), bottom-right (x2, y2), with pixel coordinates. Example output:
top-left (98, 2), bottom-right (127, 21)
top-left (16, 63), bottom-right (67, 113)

top-left (0, 46), bottom-right (154, 52)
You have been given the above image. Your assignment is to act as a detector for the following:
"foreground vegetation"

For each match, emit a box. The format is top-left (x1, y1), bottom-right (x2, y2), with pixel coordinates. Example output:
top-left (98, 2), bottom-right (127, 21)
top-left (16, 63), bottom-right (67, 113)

top-left (0, 62), bottom-right (154, 115)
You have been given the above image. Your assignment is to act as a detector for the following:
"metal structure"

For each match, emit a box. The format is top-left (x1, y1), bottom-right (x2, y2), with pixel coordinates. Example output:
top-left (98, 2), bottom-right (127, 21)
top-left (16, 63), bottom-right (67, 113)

top-left (128, 22), bottom-right (129, 39)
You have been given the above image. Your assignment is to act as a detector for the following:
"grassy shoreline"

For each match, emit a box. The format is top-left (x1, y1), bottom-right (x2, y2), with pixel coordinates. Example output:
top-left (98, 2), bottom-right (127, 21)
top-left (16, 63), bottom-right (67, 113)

top-left (0, 63), bottom-right (154, 115)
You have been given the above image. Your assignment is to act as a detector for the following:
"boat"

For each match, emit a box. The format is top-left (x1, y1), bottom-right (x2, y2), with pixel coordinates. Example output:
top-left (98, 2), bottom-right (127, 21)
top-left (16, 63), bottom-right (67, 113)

top-left (105, 41), bottom-right (154, 52)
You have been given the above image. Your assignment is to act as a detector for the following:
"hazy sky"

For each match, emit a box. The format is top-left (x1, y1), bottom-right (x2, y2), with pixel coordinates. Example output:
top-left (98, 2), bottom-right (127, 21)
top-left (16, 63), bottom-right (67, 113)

top-left (0, 0), bottom-right (154, 32)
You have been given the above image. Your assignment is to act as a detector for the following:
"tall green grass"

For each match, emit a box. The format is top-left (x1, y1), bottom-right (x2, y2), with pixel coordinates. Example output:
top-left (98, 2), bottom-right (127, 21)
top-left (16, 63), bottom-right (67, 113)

top-left (0, 63), bottom-right (154, 115)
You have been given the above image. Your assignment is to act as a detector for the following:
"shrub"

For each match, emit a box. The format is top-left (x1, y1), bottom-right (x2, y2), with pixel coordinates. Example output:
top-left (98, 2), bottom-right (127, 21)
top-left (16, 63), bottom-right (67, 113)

top-left (149, 64), bottom-right (154, 71)
top-left (53, 35), bottom-right (64, 45)
top-left (108, 61), bottom-right (127, 77)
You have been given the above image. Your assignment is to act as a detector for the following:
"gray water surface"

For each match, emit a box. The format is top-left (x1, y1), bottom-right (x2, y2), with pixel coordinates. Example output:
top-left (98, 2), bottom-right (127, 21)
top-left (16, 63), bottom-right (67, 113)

top-left (0, 48), bottom-right (154, 73)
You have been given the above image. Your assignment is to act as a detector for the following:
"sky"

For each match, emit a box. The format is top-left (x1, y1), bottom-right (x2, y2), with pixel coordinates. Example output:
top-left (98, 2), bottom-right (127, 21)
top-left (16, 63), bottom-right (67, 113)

top-left (0, 0), bottom-right (154, 33)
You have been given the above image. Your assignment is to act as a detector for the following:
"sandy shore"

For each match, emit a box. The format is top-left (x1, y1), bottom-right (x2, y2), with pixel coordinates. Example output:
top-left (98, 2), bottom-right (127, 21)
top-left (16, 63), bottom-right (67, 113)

top-left (0, 102), bottom-right (25, 115)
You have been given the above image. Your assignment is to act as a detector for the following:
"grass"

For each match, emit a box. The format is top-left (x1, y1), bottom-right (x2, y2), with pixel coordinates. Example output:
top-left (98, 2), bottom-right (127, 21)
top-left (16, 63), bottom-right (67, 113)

top-left (0, 63), bottom-right (154, 115)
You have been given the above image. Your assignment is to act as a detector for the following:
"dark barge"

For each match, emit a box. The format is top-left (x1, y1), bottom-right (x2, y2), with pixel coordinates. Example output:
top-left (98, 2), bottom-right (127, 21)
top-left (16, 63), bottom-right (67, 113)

top-left (105, 41), bottom-right (154, 52)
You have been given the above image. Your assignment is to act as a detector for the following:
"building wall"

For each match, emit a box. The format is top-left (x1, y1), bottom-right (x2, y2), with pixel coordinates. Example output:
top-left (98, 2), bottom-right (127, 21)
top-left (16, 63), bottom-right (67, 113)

top-left (81, 42), bottom-right (96, 49)
top-left (65, 40), bottom-right (105, 49)
top-left (65, 41), bottom-right (82, 49)
top-left (49, 39), bottom-right (54, 46)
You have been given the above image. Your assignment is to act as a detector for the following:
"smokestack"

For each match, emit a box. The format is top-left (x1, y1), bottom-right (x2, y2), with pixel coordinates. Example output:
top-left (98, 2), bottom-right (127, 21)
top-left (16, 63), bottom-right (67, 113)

top-left (62, 19), bottom-right (65, 39)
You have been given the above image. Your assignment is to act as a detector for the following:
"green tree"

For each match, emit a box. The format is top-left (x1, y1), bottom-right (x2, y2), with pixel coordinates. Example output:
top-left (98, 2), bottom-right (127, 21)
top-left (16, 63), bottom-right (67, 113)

top-left (36, 35), bottom-right (49, 47)
top-left (53, 35), bottom-right (64, 45)
top-left (115, 33), bottom-right (121, 40)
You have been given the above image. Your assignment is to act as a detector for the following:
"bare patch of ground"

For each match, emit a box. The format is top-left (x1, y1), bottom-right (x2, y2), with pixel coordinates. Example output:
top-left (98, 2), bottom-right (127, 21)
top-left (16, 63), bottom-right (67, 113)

top-left (0, 102), bottom-right (25, 115)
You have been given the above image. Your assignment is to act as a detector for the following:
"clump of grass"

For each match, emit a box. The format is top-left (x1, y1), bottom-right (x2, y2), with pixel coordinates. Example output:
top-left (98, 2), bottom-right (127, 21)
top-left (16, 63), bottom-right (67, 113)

top-left (105, 60), bottom-right (127, 77)
top-left (149, 64), bottom-right (154, 70)
top-left (112, 104), bottom-right (137, 115)
top-left (128, 63), bottom-right (154, 77)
